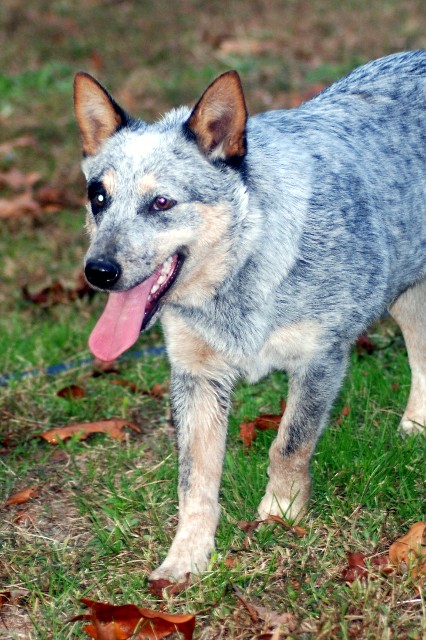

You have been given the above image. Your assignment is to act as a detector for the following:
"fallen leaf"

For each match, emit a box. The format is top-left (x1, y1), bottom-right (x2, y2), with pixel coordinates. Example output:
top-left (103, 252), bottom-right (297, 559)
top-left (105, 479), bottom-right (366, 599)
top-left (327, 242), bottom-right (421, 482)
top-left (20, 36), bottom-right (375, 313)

top-left (356, 335), bottom-right (376, 355)
top-left (0, 589), bottom-right (29, 608)
top-left (73, 598), bottom-right (196, 639)
top-left (5, 484), bottom-right (40, 507)
top-left (110, 379), bottom-right (138, 393)
top-left (14, 509), bottom-right (35, 525)
top-left (0, 135), bottom-right (36, 155)
top-left (22, 280), bottom-right (67, 306)
top-left (238, 519), bottom-right (262, 537)
top-left (233, 586), bottom-right (297, 633)
top-left (239, 422), bottom-right (256, 447)
top-left (39, 420), bottom-right (141, 445)
top-left (389, 522), bottom-right (426, 579)
top-left (148, 574), bottom-right (191, 598)
top-left (57, 385), bottom-right (86, 399)
top-left (342, 552), bottom-right (392, 583)
top-left (35, 185), bottom-right (83, 211)
top-left (0, 169), bottom-right (40, 190)
top-left (149, 383), bottom-right (168, 399)
top-left (265, 514), bottom-right (307, 538)
top-left (0, 193), bottom-right (41, 219)
top-left (92, 359), bottom-right (120, 376)
top-left (254, 414), bottom-right (281, 431)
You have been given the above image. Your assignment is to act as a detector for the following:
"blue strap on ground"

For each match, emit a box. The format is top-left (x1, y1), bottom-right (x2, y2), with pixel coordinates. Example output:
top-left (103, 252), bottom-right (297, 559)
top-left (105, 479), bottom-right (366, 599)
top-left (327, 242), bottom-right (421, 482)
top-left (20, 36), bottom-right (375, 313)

top-left (0, 346), bottom-right (166, 387)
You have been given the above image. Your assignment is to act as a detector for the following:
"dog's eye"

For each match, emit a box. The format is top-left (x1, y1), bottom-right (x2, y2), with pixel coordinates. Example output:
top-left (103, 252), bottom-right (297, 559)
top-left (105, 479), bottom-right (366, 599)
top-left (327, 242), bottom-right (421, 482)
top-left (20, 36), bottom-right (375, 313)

top-left (88, 181), bottom-right (108, 215)
top-left (151, 196), bottom-right (176, 212)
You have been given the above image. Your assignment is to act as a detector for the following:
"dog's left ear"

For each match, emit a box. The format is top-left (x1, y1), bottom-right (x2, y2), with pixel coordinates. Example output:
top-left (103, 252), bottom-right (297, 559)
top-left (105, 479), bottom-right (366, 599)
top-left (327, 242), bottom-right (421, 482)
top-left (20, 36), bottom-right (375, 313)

top-left (186, 71), bottom-right (248, 163)
top-left (74, 72), bottom-right (130, 156)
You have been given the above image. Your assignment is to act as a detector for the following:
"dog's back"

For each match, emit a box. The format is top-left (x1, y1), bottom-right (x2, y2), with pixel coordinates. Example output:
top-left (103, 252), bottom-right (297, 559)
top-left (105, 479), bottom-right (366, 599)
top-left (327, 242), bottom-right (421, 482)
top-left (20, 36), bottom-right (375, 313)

top-left (242, 50), bottom-right (426, 341)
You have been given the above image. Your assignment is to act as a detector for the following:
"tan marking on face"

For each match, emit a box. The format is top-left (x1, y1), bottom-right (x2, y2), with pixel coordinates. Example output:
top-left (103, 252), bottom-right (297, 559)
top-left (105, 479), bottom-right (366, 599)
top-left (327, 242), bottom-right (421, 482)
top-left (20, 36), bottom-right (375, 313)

top-left (170, 203), bottom-right (233, 306)
top-left (137, 172), bottom-right (158, 194)
top-left (162, 312), bottom-right (230, 376)
top-left (101, 168), bottom-right (117, 195)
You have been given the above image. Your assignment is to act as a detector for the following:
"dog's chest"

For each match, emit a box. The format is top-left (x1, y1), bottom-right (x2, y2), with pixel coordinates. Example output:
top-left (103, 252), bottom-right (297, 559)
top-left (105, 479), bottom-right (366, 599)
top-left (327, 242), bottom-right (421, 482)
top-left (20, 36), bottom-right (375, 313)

top-left (238, 320), bottom-right (323, 382)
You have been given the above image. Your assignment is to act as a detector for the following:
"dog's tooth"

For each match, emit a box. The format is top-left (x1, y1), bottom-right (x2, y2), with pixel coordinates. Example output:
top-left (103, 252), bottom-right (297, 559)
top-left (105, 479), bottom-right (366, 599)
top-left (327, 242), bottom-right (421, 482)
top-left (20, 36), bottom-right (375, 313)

top-left (151, 284), bottom-right (160, 294)
top-left (157, 274), bottom-right (166, 285)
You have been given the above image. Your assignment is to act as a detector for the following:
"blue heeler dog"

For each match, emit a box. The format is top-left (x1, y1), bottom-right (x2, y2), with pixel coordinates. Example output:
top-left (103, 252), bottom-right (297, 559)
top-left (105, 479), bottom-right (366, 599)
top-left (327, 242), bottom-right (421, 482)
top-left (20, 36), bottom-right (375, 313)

top-left (74, 51), bottom-right (426, 582)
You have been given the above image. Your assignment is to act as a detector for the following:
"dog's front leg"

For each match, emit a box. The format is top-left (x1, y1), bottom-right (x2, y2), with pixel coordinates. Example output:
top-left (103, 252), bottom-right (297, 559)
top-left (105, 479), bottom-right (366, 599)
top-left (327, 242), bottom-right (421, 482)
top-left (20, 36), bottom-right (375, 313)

top-left (149, 366), bottom-right (233, 583)
top-left (258, 349), bottom-right (348, 521)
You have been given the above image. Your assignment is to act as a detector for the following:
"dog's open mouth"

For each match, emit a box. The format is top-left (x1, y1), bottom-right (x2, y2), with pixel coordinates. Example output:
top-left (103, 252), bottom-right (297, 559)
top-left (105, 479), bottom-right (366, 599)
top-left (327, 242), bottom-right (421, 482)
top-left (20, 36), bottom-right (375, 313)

top-left (88, 253), bottom-right (183, 362)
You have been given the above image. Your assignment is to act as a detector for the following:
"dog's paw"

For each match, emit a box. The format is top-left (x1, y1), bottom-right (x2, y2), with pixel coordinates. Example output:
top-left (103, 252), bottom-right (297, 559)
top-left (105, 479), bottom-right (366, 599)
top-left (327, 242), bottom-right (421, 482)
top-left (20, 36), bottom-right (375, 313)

top-left (258, 490), bottom-right (307, 523)
top-left (399, 415), bottom-right (425, 435)
top-left (149, 541), bottom-right (212, 583)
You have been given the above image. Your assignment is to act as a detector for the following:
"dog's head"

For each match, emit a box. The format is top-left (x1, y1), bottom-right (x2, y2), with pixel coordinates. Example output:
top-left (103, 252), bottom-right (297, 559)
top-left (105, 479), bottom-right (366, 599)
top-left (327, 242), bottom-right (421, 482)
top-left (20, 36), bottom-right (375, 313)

top-left (74, 71), bottom-right (250, 360)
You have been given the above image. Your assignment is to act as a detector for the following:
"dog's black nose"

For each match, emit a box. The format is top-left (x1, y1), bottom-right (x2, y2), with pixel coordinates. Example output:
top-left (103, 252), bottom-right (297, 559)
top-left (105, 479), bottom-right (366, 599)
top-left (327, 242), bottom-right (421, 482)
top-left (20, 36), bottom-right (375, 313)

top-left (85, 259), bottom-right (121, 288)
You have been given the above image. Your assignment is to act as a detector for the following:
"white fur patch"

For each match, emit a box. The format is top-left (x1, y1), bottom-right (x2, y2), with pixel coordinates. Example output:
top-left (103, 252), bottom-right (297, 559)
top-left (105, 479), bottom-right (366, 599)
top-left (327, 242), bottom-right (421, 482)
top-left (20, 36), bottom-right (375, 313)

top-left (123, 131), bottom-right (162, 161)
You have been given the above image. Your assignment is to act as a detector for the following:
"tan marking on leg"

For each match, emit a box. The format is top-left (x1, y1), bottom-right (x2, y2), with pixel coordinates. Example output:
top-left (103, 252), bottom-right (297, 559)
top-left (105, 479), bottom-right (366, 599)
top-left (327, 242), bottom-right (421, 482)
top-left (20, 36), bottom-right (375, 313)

top-left (258, 438), bottom-right (314, 521)
top-left (390, 279), bottom-right (426, 434)
top-left (137, 172), bottom-right (158, 194)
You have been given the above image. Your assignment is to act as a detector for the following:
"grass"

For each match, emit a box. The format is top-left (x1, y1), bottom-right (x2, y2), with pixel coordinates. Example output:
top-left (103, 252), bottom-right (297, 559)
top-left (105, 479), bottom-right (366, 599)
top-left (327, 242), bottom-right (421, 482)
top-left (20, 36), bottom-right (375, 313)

top-left (1, 0), bottom-right (426, 638)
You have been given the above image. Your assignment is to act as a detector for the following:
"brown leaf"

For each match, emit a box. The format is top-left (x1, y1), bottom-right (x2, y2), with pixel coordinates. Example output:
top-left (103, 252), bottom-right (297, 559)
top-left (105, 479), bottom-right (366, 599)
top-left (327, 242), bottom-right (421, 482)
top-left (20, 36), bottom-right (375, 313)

top-left (254, 414), bottom-right (281, 431)
top-left (110, 379), bottom-right (138, 393)
top-left (0, 169), bottom-right (40, 190)
top-left (57, 385), bottom-right (86, 399)
top-left (342, 552), bottom-right (393, 582)
top-left (148, 574), bottom-right (191, 598)
top-left (14, 509), bottom-right (35, 525)
top-left (73, 598), bottom-right (196, 639)
top-left (149, 383), bottom-right (168, 399)
top-left (341, 552), bottom-right (369, 582)
top-left (389, 522), bottom-right (426, 579)
top-left (265, 514), bottom-right (307, 538)
top-left (22, 280), bottom-right (67, 306)
top-left (39, 420), bottom-right (141, 445)
top-left (0, 589), bottom-right (29, 608)
top-left (92, 359), bottom-right (120, 376)
top-left (239, 422), bottom-right (256, 447)
top-left (35, 185), bottom-right (83, 211)
top-left (5, 484), bottom-right (40, 507)
top-left (238, 519), bottom-right (262, 537)
top-left (0, 193), bottom-right (41, 219)
top-left (356, 335), bottom-right (376, 355)
top-left (0, 135), bottom-right (36, 155)
top-left (233, 587), bottom-right (297, 632)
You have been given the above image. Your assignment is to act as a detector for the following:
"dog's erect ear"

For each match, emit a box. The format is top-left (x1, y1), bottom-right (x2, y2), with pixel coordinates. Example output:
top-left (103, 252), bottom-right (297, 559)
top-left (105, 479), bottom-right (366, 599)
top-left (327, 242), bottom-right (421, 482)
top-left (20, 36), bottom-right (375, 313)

top-left (74, 72), bottom-right (129, 156)
top-left (186, 71), bottom-right (248, 163)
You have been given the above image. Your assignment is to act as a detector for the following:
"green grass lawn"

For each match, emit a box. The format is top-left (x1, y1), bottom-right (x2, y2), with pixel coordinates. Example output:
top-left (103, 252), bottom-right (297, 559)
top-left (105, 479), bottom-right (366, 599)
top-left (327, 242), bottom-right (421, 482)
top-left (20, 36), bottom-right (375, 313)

top-left (1, 1), bottom-right (426, 637)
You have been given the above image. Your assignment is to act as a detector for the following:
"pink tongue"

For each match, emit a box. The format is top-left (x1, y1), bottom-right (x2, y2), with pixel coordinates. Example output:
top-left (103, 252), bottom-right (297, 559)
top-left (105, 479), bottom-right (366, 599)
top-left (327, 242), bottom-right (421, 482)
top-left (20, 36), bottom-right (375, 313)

top-left (88, 273), bottom-right (158, 361)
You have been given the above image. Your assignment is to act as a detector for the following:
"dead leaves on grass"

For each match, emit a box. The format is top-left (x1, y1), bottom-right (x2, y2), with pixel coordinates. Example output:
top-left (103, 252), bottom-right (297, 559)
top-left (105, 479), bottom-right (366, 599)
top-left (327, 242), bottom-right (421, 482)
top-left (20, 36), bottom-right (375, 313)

top-left (39, 419), bottom-right (141, 445)
top-left (239, 401), bottom-right (286, 448)
top-left (5, 484), bottom-right (40, 507)
top-left (73, 598), bottom-right (195, 639)
top-left (0, 136), bottom-right (82, 219)
top-left (233, 587), bottom-right (297, 638)
top-left (342, 522), bottom-right (426, 586)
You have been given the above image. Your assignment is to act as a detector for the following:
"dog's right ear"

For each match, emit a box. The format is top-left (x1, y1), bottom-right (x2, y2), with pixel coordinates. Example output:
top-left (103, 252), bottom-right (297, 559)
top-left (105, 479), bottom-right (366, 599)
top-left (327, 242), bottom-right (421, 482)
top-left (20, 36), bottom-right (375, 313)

top-left (74, 72), bottom-right (129, 156)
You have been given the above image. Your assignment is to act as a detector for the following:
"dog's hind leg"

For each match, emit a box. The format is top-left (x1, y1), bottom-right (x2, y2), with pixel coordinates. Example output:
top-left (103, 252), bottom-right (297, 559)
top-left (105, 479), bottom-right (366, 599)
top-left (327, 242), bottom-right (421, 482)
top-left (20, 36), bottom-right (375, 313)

top-left (390, 278), bottom-right (426, 434)
top-left (258, 347), bottom-right (348, 521)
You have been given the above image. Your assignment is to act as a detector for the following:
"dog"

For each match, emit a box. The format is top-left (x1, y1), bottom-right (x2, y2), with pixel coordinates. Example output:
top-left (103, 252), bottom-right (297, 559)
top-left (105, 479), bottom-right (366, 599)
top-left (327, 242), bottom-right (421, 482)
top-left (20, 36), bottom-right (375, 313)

top-left (74, 50), bottom-right (426, 582)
